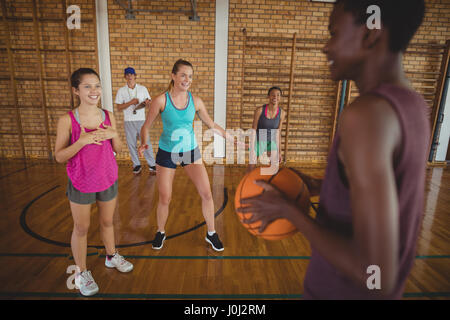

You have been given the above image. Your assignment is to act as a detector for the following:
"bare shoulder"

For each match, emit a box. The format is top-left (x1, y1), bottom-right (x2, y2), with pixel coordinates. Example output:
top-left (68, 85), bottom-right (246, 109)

top-left (342, 94), bottom-right (399, 129)
top-left (58, 112), bottom-right (72, 127)
top-left (191, 93), bottom-right (204, 105)
top-left (56, 112), bottom-right (72, 138)
top-left (254, 105), bottom-right (263, 116)
top-left (151, 92), bottom-right (167, 110)
top-left (339, 93), bottom-right (401, 152)
top-left (106, 110), bottom-right (116, 122)
top-left (191, 94), bottom-right (206, 112)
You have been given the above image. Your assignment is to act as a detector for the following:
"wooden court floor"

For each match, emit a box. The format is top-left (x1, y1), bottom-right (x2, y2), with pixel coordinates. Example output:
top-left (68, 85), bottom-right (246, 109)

top-left (0, 159), bottom-right (448, 300)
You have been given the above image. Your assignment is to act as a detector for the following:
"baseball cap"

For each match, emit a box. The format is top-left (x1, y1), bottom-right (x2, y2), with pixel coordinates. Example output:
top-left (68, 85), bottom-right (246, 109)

top-left (124, 67), bottom-right (136, 75)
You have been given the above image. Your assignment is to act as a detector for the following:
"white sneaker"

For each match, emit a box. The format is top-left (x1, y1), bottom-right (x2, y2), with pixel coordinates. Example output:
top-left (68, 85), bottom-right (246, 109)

top-left (75, 270), bottom-right (99, 297)
top-left (105, 253), bottom-right (134, 273)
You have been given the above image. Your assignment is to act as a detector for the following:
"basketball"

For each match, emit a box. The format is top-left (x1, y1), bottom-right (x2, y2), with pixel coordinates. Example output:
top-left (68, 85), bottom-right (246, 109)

top-left (234, 167), bottom-right (310, 240)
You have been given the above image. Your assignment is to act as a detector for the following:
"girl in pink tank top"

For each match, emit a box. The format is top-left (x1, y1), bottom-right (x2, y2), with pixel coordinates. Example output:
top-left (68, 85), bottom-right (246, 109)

top-left (54, 68), bottom-right (133, 297)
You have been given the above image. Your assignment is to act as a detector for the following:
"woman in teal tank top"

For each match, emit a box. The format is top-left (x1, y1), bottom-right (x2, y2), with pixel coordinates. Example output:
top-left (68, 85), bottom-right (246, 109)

top-left (139, 59), bottom-right (228, 252)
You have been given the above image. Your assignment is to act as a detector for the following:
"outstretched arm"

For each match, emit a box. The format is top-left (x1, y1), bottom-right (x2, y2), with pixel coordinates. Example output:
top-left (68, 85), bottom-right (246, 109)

top-left (139, 94), bottom-right (164, 156)
top-left (194, 95), bottom-right (227, 138)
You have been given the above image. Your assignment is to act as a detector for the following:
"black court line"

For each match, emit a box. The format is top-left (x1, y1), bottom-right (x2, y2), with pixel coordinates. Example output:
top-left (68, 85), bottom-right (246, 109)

top-left (20, 185), bottom-right (228, 249)
top-left (0, 291), bottom-right (448, 299)
top-left (1, 253), bottom-right (449, 260)
top-left (0, 164), bottom-right (36, 180)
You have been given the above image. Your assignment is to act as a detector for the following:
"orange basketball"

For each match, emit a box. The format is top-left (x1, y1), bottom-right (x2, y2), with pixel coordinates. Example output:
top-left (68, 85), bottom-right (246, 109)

top-left (235, 167), bottom-right (310, 240)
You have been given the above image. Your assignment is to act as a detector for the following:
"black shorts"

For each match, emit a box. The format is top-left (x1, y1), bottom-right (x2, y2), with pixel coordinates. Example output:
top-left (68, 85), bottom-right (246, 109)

top-left (156, 147), bottom-right (201, 169)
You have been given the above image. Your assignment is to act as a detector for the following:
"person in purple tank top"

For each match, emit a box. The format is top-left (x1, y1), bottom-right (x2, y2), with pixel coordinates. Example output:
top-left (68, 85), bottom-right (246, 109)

top-left (55, 68), bottom-right (134, 296)
top-left (238, 0), bottom-right (429, 299)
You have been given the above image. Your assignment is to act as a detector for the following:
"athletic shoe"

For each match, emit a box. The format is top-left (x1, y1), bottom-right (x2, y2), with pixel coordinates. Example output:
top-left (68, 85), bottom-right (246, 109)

top-left (152, 231), bottom-right (166, 250)
top-left (75, 270), bottom-right (99, 297)
top-left (105, 253), bottom-right (134, 273)
top-left (205, 233), bottom-right (224, 252)
top-left (133, 165), bottom-right (142, 175)
top-left (149, 166), bottom-right (156, 173)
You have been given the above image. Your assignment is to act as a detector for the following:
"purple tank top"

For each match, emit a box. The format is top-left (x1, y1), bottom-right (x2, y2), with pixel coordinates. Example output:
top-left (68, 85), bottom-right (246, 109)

top-left (66, 109), bottom-right (118, 193)
top-left (303, 84), bottom-right (431, 299)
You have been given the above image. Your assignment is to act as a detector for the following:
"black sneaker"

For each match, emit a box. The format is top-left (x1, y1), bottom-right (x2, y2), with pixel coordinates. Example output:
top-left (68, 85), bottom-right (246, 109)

top-left (205, 233), bottom-right (224, 252)
top-left (133, 165), bottom-right (142, 175)
top-left (152, 231), bottom-right (166, 250)
top-left (149, 166), bottom-right (156, 174)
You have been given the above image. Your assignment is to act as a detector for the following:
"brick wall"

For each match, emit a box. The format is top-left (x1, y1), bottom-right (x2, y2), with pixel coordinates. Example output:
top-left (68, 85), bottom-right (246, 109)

top-left (0, 0), bottom-right (97, 159)
top-left (107, 0), bottom-right (216, 164)
top-left (0, 0), bottom-right (449, 165)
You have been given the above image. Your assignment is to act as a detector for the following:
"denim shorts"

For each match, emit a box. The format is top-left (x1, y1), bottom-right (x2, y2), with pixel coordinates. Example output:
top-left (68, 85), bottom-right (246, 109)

top-left (66, 178), bottom-right (118, 205)
top-left (156, 147), bottom-right (202, 169)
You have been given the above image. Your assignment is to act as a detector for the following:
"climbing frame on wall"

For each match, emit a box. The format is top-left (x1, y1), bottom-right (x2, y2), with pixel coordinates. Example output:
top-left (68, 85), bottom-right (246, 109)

top-left (0, 0), bottom-right (98, 159)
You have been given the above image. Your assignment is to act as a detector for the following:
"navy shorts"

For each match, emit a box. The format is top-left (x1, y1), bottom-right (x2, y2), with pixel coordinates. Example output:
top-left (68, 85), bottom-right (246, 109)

top-left (156, 147), bottom-right (201, 169)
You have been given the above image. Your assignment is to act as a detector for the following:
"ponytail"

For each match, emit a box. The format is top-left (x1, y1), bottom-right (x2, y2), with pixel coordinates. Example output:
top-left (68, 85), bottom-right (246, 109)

top-left (167, 79), bottom-right (174, 92)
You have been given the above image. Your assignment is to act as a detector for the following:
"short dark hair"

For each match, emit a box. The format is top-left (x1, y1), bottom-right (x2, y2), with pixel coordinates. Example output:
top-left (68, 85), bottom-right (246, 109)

top-left (335, 0), bottom-right (425, 52)
top-left (268, 86), bottom-right (282, 96)
top-left (70, 68), bottom-right (100, 89)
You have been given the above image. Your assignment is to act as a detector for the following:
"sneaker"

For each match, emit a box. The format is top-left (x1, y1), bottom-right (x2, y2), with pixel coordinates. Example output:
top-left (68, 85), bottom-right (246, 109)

top-left (205, 233), bottom-right (224, 252)
top-left (75, 270), bottom-right (99, 297)
top-left (133, 165), bottom-right (142, 175)
top-left (105, 252), bottom-right (134, 273)
top-left (152, 231), bottom-right (166, 250)
top-left (149, 166), bottom-right (156, 173)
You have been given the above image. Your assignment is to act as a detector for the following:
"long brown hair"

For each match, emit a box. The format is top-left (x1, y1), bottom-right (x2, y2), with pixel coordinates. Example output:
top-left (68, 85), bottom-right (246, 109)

top-left (167, 59), bottom-right (194, 92)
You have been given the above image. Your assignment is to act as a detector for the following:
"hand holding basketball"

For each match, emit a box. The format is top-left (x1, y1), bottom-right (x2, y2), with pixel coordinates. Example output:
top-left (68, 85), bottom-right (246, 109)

top-left (238, 180), bottom-right (297, 233)
top-left (235, 167), bottom-right (311, 240)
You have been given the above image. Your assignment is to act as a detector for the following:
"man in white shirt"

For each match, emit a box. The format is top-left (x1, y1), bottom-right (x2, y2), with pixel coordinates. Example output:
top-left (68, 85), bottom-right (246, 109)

top-left (115, 67), bottom-right (156, 174)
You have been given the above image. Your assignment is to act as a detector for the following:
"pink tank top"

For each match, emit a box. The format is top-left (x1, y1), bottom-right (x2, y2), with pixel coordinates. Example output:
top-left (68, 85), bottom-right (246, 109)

top-left (304, 84), bottom-right (430, 299)
top-left (66, 109), bottom-right (118, 193)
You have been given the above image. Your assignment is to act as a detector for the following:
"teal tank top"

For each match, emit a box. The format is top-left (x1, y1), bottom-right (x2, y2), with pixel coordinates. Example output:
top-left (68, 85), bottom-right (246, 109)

top-left (159, 91), bottom-right (198, 153)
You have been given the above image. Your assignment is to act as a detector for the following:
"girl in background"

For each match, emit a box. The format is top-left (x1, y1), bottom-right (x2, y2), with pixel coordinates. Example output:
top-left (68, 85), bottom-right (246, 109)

top-left (247, 86), bottom-right (286, 173)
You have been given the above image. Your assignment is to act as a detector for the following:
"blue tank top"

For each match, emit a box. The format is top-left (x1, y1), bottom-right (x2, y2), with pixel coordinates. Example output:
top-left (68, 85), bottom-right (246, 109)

top-left (159, 91), bottom-right (198, 153)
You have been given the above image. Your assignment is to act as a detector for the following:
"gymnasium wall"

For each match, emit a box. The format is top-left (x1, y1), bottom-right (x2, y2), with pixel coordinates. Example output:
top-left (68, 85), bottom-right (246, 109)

top-left (0, 0), bottom-right (449, 166)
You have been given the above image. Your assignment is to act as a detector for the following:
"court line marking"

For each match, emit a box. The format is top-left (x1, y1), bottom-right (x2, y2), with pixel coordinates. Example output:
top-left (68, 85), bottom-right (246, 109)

top-left (1, 253), bottom-right (449, 259)
top-left (0, 164), bottom-right (36, 180)
top-left (19, 186), bottom-right (228, 249)
top-left (0, 291), bottom-right (448, 299)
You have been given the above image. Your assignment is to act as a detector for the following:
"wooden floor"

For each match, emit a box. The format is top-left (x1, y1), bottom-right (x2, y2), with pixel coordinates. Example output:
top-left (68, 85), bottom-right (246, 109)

top-left (0, 159), bottom-right (448, 300)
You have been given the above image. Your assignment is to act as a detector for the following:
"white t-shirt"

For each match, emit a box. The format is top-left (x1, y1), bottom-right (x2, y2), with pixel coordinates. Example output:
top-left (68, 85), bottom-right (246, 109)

top-left (115, 83), bottom-right (151, 122)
